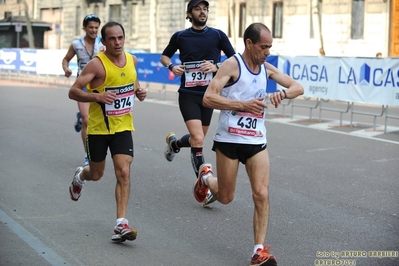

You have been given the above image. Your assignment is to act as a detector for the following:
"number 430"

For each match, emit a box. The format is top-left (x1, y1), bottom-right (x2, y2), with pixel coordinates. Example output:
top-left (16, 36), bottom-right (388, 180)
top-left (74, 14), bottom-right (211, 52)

top-left (237, 117), bottom-right (257, 129)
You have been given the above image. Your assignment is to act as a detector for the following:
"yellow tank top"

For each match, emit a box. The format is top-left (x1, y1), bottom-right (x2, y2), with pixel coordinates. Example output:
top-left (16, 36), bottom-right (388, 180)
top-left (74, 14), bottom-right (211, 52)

top-left (87, 52), bottom-right (137, 134)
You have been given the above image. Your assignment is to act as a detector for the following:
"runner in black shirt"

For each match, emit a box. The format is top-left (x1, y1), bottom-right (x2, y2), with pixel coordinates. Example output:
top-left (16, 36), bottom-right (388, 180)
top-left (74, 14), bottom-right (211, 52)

top-left (160, 0), bottom-right (235, 206)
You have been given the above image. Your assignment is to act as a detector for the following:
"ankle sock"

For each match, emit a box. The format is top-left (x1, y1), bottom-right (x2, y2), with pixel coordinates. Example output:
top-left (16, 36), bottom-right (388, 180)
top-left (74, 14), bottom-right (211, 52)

top-left (253, 244), bottom-right (264, 254)
top-left (76, 171), bottom-right (85, 185)
top-left (116, 218), bottom-right (126, 225)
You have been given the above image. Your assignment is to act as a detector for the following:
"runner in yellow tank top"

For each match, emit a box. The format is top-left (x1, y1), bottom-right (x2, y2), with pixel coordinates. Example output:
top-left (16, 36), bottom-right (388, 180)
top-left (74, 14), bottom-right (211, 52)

top-left (67, 21), bottom-right (147, 243)
top-left (87, 51), bottom-right (136, 134)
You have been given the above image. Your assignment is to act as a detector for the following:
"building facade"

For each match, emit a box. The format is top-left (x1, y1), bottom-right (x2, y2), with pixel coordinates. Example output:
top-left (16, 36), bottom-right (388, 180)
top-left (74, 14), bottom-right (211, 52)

top-left (0, 0), bottom-right (396, 57)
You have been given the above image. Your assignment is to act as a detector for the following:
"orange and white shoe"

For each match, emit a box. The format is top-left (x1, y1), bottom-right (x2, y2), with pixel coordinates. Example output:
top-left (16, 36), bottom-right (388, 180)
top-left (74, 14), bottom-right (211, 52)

top-left (193, 163), bottom-right (213, 203)
top-left (250, 245), bottom-right (277, 266)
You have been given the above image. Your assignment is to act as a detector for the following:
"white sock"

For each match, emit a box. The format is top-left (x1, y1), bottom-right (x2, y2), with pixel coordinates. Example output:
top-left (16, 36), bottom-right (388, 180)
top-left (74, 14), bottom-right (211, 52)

top-left (76, 172), bottom-right (85, 185)
top-left (253, 244), bottom-right (264, 254)
top-left (116, 218), bottom-right (126, 225)
top-left (202, 173), bottom-right (211, 186)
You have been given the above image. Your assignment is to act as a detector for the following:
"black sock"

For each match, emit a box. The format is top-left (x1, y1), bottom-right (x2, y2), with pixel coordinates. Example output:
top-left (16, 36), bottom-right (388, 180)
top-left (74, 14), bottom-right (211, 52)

top-left (176, 134), bottom-right (191, 148)
top-left (191, 147), bottom-right (204, 178)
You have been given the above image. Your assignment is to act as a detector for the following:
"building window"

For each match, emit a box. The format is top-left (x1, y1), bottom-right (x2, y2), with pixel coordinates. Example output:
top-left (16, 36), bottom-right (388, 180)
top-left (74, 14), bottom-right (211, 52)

top-left (109, 4), bottom-right (121, 23)
top-left (94, 4), bottom-right (99, 16)
top-left (272, 2), bottom-right (283, 38)
top-left (0, 0), bottom-right (6, 5)
top-left (75, 6), bottom-right (81, 36)
top-left (309, 1), bottom-right (314, 39)
top-left (239, 3), bottom-right (246, 37)
top-left (227, 2), bottom-right (233, 38)
top-left (130, 3), bottom-right (139, 38)
top-left (351, 0), bottom-right (364, 39)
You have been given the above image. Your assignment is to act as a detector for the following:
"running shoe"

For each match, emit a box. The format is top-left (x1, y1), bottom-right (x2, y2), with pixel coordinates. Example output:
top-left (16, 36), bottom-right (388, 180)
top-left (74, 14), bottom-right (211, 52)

top-left (202, 190), bottom-right (217, 206)
top-left (69, 167), bottom-right (85, 201)
top-left (74, 112), bottom-right (82, 132)
top-left (111, 219), bottom-right (137, 242)
top-left (164, 132), bottom-right (179, 162)
top-left (250, 245), bottom-right (278, 266)
top-left (193, 163), bottom-right (212, 203)
top-left (84, 156), bottom-right (89, 166)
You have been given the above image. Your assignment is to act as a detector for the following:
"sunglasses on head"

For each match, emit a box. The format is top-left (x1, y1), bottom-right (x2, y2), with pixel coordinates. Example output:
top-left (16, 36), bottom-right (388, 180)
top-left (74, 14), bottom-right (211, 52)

top-left (84, 14), bottom-right (98, 21)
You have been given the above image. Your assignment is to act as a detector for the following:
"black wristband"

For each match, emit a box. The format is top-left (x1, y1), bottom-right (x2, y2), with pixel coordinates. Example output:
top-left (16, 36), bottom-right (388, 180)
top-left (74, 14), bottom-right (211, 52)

top-left (281, 89), bottom-right (287, 99)
top-left (168, 63), bottom-right (174, 70)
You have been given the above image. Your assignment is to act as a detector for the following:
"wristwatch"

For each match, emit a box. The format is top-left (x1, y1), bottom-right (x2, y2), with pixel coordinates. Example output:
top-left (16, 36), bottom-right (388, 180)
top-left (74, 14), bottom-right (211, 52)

top-left (216, 62), bottom-right (222, 69)
top-left (280, 89), bottom-right (287, 99)
top-left (167, 63), bottom-right (174, 70)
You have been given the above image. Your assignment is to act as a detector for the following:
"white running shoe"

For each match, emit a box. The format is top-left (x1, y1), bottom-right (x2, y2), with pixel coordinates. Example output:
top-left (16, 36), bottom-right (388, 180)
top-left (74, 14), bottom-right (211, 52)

top-left (202, 190), bottom-right (217, 206)
top-left (112, 219), bottom-right (137, 242)
top-left (164, 132), bottom-right (179, 162)
top-left (69, 167), bottom-right (85, 201)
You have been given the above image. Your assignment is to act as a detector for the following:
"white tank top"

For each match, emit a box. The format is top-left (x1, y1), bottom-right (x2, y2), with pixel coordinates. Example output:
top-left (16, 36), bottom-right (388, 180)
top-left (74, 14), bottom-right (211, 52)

top-left (213, 53), bottom-right (268, 145)
top-left (72, 36), bottom-right (104, 75)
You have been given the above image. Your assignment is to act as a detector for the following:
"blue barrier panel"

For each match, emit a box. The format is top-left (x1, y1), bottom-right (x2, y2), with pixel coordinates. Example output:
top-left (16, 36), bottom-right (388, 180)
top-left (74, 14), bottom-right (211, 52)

top-left (0, 49), bottom-right (36, 72)
top-left (0, 49), bottom-right (277, 93)
top-left (134, 53), bottom-right (180, 85)
top-left (0, 49), bottom-right (19, 70)
top-left (18, 49), bottom-right (37, 72)
top-left (266, 55), bottom-right (277, 93)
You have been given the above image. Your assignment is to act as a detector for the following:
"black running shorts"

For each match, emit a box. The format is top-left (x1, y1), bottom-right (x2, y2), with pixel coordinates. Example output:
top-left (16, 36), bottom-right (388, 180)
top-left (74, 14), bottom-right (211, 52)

top-left (86, 130), bottom-right (134, 162)
top-left (178, 92), bottom-right (213, 126)
top-left (212, 141), bottom-right (267, 164)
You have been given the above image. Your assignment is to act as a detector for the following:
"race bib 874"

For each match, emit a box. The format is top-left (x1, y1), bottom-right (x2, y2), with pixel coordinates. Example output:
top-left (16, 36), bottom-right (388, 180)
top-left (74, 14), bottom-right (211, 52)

top-left (105, 83), bottom-right (135, 116)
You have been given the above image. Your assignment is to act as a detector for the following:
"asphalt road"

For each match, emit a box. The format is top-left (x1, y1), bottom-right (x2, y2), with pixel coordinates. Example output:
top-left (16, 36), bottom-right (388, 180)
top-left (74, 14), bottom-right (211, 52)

top-left (0, 83), bottom-right (398, 266)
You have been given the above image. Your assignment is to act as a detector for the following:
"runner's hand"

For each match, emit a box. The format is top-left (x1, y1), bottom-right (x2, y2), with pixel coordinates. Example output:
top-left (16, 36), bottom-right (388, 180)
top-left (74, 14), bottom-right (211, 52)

top-left (170, 65), bottom-right (185, 76)
top-left (246, 97), bottom-right (267, 115)
top-left (201, 60), bottom-right (217, 73)
top-left (64, 68), bottom-right (72, 78)
top-left (101, 90), bottom-right (117, 105)
top-left (136, 87), bottom-right (147, 102)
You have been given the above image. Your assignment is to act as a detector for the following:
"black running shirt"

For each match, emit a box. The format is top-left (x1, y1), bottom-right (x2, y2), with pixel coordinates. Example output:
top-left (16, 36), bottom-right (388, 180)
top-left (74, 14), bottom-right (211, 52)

top-left (162, 26), bottom-right (235, 95)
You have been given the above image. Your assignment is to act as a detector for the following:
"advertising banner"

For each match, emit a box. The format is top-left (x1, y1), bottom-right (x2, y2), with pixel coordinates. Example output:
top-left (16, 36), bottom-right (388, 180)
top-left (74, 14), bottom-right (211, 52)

top-left (278, 56), bottom-right (399, 106)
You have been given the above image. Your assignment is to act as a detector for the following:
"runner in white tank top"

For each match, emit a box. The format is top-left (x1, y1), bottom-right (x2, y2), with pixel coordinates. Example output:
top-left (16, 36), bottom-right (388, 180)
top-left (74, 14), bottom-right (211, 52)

top-left (214, 53), bottom-right (268, 145)
top-left (62, 14), bottom-right (103, 166)
top-left (193, 23), bottom-right (304, 266)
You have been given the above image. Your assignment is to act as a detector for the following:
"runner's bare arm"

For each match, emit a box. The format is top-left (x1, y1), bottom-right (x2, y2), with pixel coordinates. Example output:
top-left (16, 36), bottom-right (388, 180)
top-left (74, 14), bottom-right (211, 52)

top-left (203, 57), bottom-right (267, 114)
top-left (62, 44), bottom-right (76, 77)
top-left (68, 58), bottom-right (116, 105)
top-left (160, 54), bottom-right (184, 76)
top-left (266, 62), bottom-right (304, 108)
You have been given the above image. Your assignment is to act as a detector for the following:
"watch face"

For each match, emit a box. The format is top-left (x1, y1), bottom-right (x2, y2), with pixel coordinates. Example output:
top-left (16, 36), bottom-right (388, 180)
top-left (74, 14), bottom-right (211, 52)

top-left (217, 62), bottom-right (222, 68)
